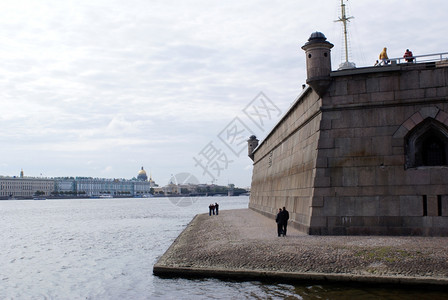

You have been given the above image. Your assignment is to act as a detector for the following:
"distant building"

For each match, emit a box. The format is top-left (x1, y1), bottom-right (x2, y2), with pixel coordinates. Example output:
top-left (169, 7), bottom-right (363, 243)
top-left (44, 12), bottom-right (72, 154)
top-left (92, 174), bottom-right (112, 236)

top-left (248, 32), bottom-right (448, 236)
top-left (1, 167), bottom-right (161, 198)
top-left (133, 179), bottom-right (154, 197)
top-left (74, 177), bottom-right (134, 197)
top-left (163, 182), bottom-right (182, 195)
top-left (54, 177), bottom-right (76, 195)
top-left (53, 167), bottom-right (158, 197)
top-left (0, 171), bottom-right (54, 199)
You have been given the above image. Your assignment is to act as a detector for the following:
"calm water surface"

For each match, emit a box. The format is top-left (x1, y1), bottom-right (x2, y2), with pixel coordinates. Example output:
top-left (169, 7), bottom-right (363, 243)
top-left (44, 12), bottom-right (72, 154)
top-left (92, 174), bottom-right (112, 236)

top-left (1, 196), bottom-right (446, 299)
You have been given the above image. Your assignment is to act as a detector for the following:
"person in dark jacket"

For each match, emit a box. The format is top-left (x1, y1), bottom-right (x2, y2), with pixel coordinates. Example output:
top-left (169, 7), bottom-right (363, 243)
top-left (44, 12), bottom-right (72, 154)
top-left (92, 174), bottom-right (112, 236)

top-left (281, 207), bottom-right (290, 236)
top-left (275, 208), bottom-right (284, 237)
top-left (215, 203), bottom-right (219, 215)
top-left (209, 204), bottom-right (214, 216)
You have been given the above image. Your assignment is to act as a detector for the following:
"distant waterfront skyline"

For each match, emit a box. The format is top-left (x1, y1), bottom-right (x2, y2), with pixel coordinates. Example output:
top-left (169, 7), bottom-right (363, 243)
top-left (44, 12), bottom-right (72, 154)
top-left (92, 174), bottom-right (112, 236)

top-left (1, 167), bottom-right (247, 188)
top-left (2, 166), bottom-right (152, 181)
top-left (1, 0), bottom-right (447, 187)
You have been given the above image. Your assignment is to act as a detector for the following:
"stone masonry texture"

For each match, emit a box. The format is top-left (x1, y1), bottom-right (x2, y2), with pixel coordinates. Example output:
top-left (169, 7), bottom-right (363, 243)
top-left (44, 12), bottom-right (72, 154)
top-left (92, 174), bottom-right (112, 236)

top-left (249, 61), bottom-right (448, 236)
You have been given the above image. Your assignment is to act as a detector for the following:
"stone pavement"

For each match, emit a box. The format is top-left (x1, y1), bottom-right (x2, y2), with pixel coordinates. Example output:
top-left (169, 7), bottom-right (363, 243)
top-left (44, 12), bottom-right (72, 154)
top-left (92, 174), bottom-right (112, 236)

top-left (153, 209), bottom-right (448, 286)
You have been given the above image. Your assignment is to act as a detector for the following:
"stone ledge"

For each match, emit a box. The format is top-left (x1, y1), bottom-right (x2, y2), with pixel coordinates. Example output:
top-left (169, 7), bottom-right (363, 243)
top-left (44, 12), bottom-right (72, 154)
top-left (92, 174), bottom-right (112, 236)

top-left (153, 265), bottom-right (448, 286)
top-left (153, 209), bottom-right (448, 286)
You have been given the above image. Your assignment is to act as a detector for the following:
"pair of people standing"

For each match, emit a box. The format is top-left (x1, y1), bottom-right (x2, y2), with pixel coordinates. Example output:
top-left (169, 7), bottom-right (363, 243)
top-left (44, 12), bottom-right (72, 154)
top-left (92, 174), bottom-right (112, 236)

top-left (209, 203), bottom-right (219, 216)
top-left (275, 207), bottom-right (289, 237)
top-left (377, 47), bottom-right (414, 66)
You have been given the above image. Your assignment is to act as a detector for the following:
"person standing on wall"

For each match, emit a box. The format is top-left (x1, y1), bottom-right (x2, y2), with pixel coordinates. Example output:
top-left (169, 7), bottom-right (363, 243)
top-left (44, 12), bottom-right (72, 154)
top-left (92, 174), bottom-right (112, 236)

top-left (379, 47), bottom-right (389, 65)
top-left (275, 208), bottom-right (284, 237)
top-left (403, 49), bottom-right (414, 62)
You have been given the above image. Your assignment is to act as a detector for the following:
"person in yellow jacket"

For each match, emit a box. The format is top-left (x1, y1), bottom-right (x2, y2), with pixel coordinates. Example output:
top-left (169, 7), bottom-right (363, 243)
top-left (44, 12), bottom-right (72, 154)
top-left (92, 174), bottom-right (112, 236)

top-left (379, 47), bottom-right (389, 65)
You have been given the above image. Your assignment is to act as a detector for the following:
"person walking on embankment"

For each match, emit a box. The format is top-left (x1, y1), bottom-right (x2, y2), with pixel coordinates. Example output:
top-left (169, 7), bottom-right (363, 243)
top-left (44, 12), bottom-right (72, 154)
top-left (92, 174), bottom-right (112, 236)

top-left (281, 207), bottom-right (289, 236)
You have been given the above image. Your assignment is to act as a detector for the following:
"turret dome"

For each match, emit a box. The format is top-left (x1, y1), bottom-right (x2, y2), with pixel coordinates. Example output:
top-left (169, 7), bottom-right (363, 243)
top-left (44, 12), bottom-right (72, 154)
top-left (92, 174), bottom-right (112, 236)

top-left (308, 31), bottom-right (327, 41)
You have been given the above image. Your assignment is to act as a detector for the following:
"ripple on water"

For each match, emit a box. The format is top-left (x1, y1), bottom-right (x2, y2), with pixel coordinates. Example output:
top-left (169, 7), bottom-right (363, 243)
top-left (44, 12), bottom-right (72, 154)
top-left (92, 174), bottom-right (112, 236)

top-left (1, 197), bottom-right (447, 299)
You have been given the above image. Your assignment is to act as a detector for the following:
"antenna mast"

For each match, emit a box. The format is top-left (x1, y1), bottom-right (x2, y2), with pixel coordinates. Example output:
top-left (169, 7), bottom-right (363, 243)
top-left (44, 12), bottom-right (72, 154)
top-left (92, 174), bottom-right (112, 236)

top-left (335, 0), bottom-right (356, 69)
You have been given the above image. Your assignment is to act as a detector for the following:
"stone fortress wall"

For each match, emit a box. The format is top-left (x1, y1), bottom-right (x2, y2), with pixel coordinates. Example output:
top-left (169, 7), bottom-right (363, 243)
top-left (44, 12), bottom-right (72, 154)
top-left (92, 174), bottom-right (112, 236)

top-left (249, 32), bottom-right (448, 236)
top-left (249, 87), bottom-right (322, 233)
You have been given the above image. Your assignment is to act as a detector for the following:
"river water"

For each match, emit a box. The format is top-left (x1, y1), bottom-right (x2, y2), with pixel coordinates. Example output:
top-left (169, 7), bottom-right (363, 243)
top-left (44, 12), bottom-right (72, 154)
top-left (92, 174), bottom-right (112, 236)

top-left (1, 196), bottom-right (446, 299)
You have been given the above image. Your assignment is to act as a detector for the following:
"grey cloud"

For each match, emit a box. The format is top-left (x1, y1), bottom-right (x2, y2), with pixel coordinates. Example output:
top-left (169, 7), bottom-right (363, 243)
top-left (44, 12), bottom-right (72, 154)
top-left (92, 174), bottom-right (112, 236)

top-left (0, 0), bottom-right (447, 186)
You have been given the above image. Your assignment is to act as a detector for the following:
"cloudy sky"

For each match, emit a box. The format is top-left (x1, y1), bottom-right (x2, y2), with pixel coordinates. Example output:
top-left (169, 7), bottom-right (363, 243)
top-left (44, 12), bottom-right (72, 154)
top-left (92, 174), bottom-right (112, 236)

top-left (0, 0), bottom-right (446, 188)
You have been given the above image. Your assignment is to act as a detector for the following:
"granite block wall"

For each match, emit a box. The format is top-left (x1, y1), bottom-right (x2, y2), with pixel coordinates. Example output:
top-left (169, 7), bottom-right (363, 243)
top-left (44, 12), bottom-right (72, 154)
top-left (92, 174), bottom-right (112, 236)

top-left (249, 62), bottom-right (448, 236)
top-left (249, 87), bottom-right (322, 232)
top-left (308, 63), bottom-right (448, 235)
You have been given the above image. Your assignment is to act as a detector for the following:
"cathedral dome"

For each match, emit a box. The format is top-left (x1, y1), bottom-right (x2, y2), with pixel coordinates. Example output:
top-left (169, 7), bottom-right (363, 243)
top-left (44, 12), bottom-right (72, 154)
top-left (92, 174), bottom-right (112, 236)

top-left (137, 166), bottom-right (148, 181)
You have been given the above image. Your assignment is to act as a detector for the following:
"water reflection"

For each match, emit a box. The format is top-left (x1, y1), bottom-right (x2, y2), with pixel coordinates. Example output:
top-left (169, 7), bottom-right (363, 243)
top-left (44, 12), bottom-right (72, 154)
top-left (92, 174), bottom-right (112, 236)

top-left (292, 283), bottom-right (448, 300)
top-left (152, 276), bottom-right (448, 300)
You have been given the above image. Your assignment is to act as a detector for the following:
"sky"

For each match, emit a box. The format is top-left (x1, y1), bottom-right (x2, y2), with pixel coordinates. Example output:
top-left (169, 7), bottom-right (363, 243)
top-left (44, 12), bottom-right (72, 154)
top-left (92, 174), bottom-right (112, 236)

top-left (0, 0), bottom-right (447, 188)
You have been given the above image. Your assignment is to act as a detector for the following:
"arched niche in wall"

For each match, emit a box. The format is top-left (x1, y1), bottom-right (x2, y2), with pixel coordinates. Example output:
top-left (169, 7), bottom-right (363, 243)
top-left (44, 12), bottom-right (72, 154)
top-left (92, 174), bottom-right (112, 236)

top-left (405, 118), bottom-right (448, 168)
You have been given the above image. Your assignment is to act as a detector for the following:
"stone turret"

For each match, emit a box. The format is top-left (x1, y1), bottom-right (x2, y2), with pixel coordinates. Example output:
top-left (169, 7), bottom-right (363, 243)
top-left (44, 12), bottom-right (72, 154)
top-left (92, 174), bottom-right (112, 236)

top-left (247, 135), bottom-right (259, 161)
top-left (301, 32), bottom-right (333, 96)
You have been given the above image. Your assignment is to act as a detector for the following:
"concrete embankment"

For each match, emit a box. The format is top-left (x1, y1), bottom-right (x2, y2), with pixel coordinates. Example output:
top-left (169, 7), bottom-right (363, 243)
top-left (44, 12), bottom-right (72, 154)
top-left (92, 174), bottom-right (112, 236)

top-left (153, 209), bottom-right (448, 286)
